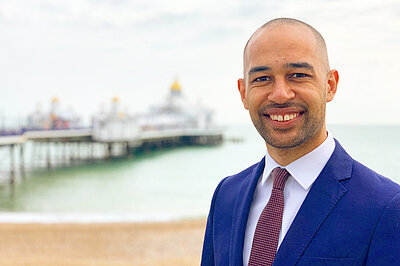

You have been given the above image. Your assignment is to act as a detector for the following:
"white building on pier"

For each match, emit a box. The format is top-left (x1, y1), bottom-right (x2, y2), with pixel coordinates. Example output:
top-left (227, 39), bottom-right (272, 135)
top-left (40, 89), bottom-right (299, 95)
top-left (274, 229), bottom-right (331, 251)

top-left (139, 79), bottom-right (214, 131)
top-left (91, 97), bottom-right (138, 142)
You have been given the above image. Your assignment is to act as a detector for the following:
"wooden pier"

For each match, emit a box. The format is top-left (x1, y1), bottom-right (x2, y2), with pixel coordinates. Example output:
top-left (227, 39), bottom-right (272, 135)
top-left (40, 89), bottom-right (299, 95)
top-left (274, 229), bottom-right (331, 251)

top-left (0, 128), bottom-right (223, 184)
top-left (0, 135), bottom-right (26, 184)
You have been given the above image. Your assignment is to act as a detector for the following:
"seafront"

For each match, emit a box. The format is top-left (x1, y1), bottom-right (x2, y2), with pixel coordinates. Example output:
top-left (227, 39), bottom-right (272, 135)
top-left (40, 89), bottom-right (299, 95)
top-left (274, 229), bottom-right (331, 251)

top-left (0, 219), bottom-right (205, 266)
top-left (0, 80), bottom-right (220, 265)
top-left (0, 125), bottom-right (399, 265)
top-left (0, 80), bottom-right (223, 184)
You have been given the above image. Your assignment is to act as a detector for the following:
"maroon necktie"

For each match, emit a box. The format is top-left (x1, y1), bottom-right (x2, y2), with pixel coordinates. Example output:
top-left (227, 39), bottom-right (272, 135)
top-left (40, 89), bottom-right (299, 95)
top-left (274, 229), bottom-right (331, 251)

top-left (248, 167), bottom-right (290, 266)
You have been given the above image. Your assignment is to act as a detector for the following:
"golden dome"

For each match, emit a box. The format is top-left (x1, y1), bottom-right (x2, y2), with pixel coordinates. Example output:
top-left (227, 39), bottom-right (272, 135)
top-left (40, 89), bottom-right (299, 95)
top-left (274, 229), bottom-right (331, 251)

top-left (51, 97), bottom-right (59, 103)
top-left (170, 79), bottom-right (182, 92)
top-left (112, 96), bottom-right (119, 103)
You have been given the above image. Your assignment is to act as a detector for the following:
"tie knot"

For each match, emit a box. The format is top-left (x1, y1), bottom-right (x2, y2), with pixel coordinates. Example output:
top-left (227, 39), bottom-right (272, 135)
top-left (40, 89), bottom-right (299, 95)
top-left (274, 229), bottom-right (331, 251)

top-left (272, 167), bottom-right (289, 190)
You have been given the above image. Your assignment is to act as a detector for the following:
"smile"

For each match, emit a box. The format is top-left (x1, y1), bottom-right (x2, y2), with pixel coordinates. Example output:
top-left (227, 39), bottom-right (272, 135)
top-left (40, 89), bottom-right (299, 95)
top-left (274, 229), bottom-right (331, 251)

top-left (269, 113), bottom-right (299, 122)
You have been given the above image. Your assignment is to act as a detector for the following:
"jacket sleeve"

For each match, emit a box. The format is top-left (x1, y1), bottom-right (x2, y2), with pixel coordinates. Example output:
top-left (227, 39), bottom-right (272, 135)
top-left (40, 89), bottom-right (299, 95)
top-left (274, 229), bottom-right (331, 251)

top-left (201, 178), bottom-right (226, 266)
top-left (366, 192), bottom-right (400, 265)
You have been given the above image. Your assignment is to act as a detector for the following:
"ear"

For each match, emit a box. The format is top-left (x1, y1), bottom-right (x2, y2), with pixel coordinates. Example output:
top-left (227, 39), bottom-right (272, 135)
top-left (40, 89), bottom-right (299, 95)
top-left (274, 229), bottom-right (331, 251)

top-left (326, 69), bottom-right (339, 102)
top-left (238, 78), bottom-right (249, 110)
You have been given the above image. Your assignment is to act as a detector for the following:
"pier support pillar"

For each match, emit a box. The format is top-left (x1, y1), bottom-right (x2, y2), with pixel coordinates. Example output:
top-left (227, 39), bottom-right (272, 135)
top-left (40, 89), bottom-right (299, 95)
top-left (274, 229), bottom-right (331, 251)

top-left (90, 143), bottom-right (94, 160)
top-left (46, 141), bottom-right (51, 169)
top-left (125, 142), bottom-right (131, 157)
top-left (107, 143), bottom-right (112, 159)
top-left (77, 142), bottom-right (81, 160)
top-left (62, 142), bottom-right (67, 166)
top-left (10, 145), bottom-right (15, 184)
top-left (20, 144), bottom-right (25, 179)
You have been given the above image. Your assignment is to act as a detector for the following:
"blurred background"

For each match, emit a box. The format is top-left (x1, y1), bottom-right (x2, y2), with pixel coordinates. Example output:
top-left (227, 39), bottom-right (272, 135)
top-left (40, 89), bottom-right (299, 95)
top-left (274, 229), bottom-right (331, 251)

top-left (0, 0), bottom-right (399, 264)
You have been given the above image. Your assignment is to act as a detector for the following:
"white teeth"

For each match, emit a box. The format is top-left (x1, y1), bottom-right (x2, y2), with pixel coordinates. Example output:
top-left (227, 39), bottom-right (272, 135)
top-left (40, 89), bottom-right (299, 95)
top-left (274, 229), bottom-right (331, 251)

top-left (270, 113), bottom-right (299, 122)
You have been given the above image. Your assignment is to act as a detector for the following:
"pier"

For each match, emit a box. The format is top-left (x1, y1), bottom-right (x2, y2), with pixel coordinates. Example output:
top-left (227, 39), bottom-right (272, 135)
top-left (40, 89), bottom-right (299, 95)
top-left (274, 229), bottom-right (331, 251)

top-left (0, 79), bottom-right (224, 184)
top-left (0, 127), bottom-right (223, 184)
top-left (0, 135), bottom-right (26, 184)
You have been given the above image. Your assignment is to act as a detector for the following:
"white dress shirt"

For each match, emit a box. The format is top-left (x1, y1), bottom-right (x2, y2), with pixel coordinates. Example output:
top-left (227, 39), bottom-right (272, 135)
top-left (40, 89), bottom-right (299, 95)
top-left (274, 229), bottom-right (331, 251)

top-left (243, 133), bottom-right (336, 265)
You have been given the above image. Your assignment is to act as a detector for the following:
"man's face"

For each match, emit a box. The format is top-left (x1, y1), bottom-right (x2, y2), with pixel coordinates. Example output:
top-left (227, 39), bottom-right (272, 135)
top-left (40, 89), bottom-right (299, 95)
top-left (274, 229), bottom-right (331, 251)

top-left (239, 24), bottom-right (338, 150)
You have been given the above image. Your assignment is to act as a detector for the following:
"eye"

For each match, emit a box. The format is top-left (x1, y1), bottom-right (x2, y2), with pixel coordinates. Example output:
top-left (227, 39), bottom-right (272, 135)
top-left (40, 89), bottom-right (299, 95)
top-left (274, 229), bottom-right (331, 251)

top-left (253, 76), bottom-right (272, 82)
top-left (291, 73), bottom-right (309, 78)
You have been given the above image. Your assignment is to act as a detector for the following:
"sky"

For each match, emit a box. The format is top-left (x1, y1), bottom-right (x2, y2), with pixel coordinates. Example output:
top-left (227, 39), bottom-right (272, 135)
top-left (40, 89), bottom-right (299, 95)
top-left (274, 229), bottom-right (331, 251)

top-left (1, 0), bottom-right (400, 127)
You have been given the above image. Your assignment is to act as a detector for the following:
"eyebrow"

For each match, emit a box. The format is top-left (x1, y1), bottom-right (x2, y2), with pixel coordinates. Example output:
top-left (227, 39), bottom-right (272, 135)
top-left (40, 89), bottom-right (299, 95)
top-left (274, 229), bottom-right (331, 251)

top-left (248, 66), bottom-right (271, 75)
top-left (285, 62), bottom-right (314, 70)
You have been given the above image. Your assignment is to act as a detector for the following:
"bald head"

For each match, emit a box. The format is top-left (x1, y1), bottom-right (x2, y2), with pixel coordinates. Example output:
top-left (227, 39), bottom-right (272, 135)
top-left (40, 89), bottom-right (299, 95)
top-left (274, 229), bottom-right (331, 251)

top-left (243, 18), bottom-right (330, 75)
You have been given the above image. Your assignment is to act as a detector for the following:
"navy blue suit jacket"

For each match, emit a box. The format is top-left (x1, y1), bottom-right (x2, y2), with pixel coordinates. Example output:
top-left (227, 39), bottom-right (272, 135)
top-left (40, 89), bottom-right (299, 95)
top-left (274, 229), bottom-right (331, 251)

top-left (201, 140), bottom-right (400, 265)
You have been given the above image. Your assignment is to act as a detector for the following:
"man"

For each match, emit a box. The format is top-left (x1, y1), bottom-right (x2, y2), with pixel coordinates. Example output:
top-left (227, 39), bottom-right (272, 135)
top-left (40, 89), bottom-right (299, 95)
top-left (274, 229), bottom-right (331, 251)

top-left (201, 18), bottom-right (400, 266)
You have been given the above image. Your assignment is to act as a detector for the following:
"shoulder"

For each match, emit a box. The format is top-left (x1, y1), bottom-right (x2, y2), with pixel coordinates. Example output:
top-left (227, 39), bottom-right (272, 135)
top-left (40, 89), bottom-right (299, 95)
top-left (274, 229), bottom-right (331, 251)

top-left (350, 159), bottom-right (400, 202)
top-left (210, 158), bottom-right (264, 204)
top-left (363, 168), bottom-right (400, 264)
top-left (216, 157), bottom-right (265, 195)
top-left (331, 139), bottom-right (400, 201)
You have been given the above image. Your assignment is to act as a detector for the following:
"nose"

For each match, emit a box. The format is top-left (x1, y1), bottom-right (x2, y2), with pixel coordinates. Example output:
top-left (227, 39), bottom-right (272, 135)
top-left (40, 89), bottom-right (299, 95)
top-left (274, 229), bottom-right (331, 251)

top-left (267, 77), bottom-right (295, 104)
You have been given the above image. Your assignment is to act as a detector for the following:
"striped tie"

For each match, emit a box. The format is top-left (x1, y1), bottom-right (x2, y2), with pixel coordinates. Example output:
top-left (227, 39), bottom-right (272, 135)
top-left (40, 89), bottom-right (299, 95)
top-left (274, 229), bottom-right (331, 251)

top-left (248, 167), bottom-right (290, 266)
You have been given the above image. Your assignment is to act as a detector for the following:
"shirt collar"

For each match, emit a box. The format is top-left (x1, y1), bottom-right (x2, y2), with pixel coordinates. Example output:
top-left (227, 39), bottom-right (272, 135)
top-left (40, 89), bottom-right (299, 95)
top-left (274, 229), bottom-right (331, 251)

top-left (262, 132), bottom-right (336, 190)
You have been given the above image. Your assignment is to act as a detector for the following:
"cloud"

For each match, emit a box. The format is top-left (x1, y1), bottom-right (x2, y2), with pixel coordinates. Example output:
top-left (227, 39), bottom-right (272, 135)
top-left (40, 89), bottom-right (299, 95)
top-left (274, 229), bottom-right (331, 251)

top-left (1, 0), bottom-right (400, 125)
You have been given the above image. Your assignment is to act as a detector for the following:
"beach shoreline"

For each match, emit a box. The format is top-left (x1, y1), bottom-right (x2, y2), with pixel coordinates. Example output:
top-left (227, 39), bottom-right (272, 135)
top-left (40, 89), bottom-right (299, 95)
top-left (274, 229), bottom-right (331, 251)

top-left (0, 218), bottom-right (206, 266)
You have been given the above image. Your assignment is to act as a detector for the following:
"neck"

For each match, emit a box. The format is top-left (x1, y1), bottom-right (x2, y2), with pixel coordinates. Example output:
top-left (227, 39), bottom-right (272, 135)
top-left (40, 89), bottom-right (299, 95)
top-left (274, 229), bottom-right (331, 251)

top-left (266, 129), bottom-right (328, 166)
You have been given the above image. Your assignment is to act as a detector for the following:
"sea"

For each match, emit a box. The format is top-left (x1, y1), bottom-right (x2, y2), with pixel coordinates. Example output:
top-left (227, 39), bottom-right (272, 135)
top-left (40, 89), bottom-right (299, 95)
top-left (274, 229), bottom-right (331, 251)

top-left (0, 124), bottom-right (399, 223)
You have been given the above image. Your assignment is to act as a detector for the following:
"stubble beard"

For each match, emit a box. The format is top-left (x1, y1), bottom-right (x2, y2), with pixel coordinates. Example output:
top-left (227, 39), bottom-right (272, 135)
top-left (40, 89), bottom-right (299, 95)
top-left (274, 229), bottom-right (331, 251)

top-left (250, 104), bottom-right (326, 150)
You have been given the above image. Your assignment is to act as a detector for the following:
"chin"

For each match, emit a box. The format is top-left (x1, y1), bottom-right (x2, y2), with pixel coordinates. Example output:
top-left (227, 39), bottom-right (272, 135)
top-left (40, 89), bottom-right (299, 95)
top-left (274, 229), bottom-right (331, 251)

top-left (259, 128), bottom-right (308, 149)
top-left (265, 137), bottom-right (304, 149)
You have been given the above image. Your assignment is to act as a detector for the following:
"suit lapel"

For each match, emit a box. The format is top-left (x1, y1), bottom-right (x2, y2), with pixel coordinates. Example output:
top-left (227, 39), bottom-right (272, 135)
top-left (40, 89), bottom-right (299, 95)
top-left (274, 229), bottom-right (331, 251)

top-left (229, 157), bottom-right (265, 266)
top-left (274, 140), bottom-right (353, 266)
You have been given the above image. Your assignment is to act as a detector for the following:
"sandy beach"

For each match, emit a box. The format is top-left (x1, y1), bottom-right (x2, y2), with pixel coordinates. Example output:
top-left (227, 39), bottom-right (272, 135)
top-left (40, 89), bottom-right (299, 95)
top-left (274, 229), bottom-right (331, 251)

top-left (0, 219), bottom-right (206, 266)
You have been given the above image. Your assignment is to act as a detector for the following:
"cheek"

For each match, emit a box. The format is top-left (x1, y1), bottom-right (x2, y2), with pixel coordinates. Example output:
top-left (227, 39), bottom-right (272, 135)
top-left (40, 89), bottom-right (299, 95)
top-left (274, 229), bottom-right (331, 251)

top-left (246, 96), bottom-right (262, 114)
top-left (247, 89), bottom-right (268, 108)
top-left (307, 92), bottom-right (326, 113)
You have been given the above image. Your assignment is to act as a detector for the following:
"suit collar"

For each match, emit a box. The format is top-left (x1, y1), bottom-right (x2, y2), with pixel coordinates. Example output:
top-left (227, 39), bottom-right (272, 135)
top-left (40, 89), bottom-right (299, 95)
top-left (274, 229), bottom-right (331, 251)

top-left (229, 157), bottom-right (265, 266)
top-left (273, 139), bottom-right (353, 265)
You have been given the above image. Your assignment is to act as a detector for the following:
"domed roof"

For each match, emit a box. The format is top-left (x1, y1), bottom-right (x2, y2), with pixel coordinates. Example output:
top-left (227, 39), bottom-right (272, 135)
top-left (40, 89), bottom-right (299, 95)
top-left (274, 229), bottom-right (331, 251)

top-left (170, 79), bottom-right (182, 92)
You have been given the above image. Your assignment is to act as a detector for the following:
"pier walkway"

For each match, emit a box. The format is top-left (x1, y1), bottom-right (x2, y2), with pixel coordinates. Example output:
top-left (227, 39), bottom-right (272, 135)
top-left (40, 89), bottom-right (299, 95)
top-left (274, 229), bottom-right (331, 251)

top-left (0, 127), bottom-right (223, 184)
